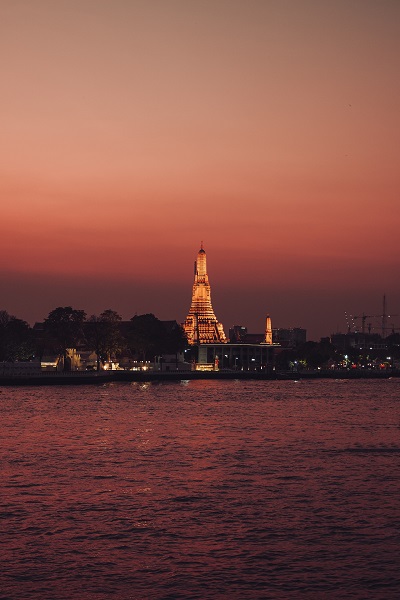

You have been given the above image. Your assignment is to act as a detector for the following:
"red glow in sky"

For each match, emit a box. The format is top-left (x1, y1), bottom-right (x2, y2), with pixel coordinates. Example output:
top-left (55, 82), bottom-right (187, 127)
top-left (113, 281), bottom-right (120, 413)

top-left (1, 0), bottom-right (399, 340)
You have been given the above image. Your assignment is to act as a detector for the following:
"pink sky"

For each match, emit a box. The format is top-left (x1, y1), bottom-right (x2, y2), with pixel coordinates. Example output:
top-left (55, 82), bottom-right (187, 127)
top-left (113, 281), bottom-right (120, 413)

top-left (1, 0), bottom-right (399, 340)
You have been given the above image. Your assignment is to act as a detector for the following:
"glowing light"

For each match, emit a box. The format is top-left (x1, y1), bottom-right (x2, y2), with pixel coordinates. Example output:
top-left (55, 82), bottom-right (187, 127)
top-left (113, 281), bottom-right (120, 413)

top-left (183, 244), bottom-right (227, 344)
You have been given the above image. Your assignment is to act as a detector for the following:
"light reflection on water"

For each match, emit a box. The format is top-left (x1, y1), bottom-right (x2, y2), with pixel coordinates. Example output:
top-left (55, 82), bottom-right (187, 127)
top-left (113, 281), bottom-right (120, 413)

top-left (1, 379), bottom-right (400, 599)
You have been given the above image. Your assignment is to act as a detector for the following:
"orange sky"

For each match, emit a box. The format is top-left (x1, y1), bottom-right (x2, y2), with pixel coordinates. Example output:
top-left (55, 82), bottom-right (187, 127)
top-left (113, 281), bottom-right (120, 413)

top-left (1, 0), bottom-right (399, 339)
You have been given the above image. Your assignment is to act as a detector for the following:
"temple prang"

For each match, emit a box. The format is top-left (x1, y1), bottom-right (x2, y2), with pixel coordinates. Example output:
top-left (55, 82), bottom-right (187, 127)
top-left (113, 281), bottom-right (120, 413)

top-left (183, 244), bottom-right (227, 344)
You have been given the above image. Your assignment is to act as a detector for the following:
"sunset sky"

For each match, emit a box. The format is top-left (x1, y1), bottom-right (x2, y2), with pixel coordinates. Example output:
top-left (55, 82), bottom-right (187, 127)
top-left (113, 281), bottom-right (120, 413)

top-left (1, 0), bottom-right (399, 340)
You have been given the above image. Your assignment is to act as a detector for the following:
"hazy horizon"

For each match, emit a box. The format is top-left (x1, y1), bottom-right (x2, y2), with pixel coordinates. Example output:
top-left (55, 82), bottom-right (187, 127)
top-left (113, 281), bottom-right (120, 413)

top-left (2, 1), bottom-right (399, 340)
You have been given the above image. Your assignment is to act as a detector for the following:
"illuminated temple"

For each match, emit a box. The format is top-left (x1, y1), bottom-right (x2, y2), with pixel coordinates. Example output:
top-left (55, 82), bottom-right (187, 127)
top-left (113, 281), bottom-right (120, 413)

top-left (183, 244), bottom-right (227, 344)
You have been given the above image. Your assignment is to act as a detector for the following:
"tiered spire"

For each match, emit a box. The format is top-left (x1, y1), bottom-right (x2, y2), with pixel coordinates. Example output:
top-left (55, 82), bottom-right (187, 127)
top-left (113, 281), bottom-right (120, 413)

top-left (264, 314), bottom-right (273, 344)
top-left (183, 244), bottom-right (227, 344)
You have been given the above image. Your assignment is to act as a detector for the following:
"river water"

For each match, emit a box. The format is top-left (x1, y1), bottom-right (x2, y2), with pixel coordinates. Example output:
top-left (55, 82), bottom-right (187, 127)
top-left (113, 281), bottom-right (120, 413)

top-left (1, 379), bottom-right (399, 599)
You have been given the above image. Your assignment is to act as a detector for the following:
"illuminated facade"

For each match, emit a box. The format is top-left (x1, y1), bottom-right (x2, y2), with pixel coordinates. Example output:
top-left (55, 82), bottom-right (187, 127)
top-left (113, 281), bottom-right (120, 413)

top-left (183, 244), bottom-right (227, 344)
top-left (264, 315), bottom-right (273, 344)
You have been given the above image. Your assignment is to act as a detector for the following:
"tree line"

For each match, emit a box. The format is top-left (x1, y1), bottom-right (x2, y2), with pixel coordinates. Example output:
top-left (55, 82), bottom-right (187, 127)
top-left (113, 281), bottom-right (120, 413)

top-left (2, 307), bottom-right (399, 371)
top-left (0, 307), bottom-right (188, 369)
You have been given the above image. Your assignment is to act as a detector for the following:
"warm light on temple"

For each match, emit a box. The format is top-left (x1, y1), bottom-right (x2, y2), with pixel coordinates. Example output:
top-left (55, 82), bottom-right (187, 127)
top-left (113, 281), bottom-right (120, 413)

top-left (264, 314), bottom-right (273, 345)
top-left (183, 244), bottom-right (227, 344)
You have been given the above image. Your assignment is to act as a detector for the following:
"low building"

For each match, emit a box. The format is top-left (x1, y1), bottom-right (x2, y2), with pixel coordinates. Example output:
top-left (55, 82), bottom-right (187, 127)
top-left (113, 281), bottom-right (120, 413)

top-left (273, 328), bottom-right (306, 348)
top-left (191, 343), bottom-right (278, 372)
top-left (331, 332), bottom-right (387, 352)
top-left (153, 353), bottom-right (192, 372)
top-left (41, 348), bottom-right (82, 371)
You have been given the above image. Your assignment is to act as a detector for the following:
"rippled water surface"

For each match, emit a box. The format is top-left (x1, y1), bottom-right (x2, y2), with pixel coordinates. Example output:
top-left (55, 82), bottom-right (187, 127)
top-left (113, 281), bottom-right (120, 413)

top-left (1, 379), bottom-right (400, 599)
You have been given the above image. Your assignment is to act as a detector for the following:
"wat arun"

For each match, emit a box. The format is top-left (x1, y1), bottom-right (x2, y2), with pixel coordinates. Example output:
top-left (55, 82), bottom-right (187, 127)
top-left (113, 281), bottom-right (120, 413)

top-left (183, 244), bottom-right (227, 344)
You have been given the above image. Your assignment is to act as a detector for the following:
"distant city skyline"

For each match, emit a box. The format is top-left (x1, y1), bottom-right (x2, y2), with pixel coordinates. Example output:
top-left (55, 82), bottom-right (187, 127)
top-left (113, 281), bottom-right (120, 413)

top-left (1, 1), bottom-right (399, 340)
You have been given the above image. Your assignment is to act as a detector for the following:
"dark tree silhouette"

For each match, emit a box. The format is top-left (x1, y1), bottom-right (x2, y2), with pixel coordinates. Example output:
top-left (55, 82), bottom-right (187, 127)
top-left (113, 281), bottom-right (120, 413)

top-left (0, 310), bottom-right (33, 361)
top-left (85, 309), bottom-right (123, 370)
top-left (44, 306), bottom-right (86, 371)
top-left (161, 321), bottom-right (188, 368)
top-left (128, 313), bottom-right (166, 361)
top-left (296, 340), bottom-right (338, 368)
top-left (127, 314), bottom-right (189, 366)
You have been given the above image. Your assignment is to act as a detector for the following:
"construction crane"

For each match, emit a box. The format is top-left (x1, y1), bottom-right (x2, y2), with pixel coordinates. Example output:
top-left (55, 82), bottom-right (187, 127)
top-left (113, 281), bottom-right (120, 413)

top-left (382, 294), bottom-right (399, 336)
top-left (352, 313), bottom-right (381, 334)
top-left (344, 311), bottom-right (355, 333)
top-left (349, 295), bottom-right (398, 337)
top-left (386, 326), bottom-right (400, 335)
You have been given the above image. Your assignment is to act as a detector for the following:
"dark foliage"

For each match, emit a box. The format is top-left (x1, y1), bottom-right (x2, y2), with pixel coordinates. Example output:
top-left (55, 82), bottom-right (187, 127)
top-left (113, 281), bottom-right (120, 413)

top-left (85, 310), bottom-right (124, 370)
top-left (0, 310), bottom-right (34, 361)
top-left (127, 314), bottom-right (188, 361)
top-left (44, 306), bottom-right (86, 369)
top-left (127, 314), bottom-right (167, 361)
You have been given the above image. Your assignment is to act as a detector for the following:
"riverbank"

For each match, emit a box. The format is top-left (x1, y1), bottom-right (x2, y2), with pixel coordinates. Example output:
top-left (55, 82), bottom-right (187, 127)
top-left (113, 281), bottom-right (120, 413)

top-left (1, 368), bottom-right (399, 385)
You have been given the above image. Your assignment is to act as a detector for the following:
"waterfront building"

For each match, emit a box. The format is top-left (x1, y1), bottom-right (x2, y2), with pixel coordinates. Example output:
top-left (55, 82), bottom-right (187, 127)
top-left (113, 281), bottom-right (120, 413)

top-left (273, 327), bottom-right (306, 348)
top-left (330, 332), bottom-right (387, 352)
top-left (180, 245), bottom-right (279, 369)
top-left (183, 243), bottom-right (227, 344)
top-left (193, 343), bottom-right (275, 372)
top-left (229, 315), bottom-right (274, 345)
top-left (229, 325), bottom-right (248, 343)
